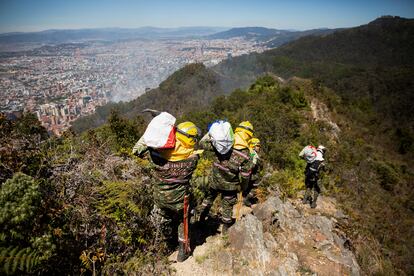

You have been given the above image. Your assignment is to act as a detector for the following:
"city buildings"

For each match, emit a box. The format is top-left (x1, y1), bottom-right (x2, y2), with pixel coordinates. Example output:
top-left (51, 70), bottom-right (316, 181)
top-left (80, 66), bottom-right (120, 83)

top-left (0, 37), bottom-right (267, 135)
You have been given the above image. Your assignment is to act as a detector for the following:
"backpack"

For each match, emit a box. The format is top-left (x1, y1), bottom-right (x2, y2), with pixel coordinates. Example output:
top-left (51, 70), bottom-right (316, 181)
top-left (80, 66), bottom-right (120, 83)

top-left (208, 120), bottom-right (234, 154)
top-left (142, 112), bottom-right (176, 149)
top-left (299, 145), bottom-right (317, 163)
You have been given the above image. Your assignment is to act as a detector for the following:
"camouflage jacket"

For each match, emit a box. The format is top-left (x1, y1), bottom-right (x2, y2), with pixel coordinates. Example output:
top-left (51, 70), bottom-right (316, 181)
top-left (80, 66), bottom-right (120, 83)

top-left (132, 137), bottom-right (199, 210)
top-left (200, 134), bottom-right (254, 191)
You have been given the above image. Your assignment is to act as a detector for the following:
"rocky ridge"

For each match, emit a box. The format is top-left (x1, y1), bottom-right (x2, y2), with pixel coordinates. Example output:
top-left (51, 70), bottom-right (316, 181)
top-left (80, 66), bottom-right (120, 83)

top-left (171, 195), bottom-right (360, 276)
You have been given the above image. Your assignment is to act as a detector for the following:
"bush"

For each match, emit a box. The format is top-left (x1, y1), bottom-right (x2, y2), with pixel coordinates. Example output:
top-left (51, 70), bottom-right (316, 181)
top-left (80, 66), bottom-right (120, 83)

top-left (374, 162), bottom-right (400, 191)
top-left (0, 173), bottom-right (41, 241)
top-left (108, 110), bottom-right (145, 152)
top-left (0, 173), bottom-right (55, 274)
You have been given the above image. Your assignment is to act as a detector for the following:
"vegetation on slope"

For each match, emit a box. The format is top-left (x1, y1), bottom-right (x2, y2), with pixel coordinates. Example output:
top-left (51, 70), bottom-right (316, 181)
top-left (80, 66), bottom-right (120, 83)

top-left (215, 16), bottom-right (414, 126)
top-left (1, 73), bottom-right (413, 274)
top-left (72, 63), bottom-right (238, 133)
top-left (182, 75), bottom-right (414, 274)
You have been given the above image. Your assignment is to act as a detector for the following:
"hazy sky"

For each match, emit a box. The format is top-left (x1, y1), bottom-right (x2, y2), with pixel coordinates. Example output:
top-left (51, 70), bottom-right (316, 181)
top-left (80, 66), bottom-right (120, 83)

top-left (0, 0), bottom-right (413, 33)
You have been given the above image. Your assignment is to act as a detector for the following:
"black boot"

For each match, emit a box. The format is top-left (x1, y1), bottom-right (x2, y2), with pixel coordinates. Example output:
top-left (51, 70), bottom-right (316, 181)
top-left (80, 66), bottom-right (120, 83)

top-left (243, 197), bottom-right (252, 207)
top-left (310, 191), bottom-right (319, 209)
top-left (221, 222), bottom-right (232, 235)
top-left (198, 208), bottom-right (209, 222)
top-left (177, 241), bottom-right (189, 262)
top-left (302, 188), bottom-right (311, 204)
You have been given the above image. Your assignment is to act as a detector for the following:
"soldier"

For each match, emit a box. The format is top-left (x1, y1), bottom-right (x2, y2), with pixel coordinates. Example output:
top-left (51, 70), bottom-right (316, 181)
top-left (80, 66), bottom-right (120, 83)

top-left (132, 121), bottom-right (202, 262)
top-left (197, 121), bottom-right (255, 234)
top-left (300, 145), bottom-right (326, 208)
top-left (243, 137), bottom-right (263, 207)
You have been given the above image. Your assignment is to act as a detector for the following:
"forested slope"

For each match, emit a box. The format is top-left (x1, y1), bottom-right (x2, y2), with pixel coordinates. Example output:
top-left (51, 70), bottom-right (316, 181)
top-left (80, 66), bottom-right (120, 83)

top-left (72, 63), bottom-right (240, 133)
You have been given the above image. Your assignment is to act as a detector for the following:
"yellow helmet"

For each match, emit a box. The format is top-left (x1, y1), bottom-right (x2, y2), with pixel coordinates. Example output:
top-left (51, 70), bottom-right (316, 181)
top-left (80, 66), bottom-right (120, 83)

top-left (249, 137), bottom-right (261, 149)
top-left (176, 121), bottom-right (199, 147)
top-left (235, 121), bottom-right (254, 138)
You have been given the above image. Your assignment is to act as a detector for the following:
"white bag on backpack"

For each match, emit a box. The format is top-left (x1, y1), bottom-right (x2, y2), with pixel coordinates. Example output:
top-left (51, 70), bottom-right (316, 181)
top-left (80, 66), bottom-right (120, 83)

top-left (299, 145), bottom-right (317, 163)
top-left (142, 112), bottom-right (176, 149)
top-left (208, 120), bottom-right (234, 154)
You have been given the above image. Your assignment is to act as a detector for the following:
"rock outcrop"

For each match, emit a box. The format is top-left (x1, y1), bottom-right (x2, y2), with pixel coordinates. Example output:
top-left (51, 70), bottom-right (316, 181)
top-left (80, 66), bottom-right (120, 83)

top-left (171, 195), bottom-right (360, 276)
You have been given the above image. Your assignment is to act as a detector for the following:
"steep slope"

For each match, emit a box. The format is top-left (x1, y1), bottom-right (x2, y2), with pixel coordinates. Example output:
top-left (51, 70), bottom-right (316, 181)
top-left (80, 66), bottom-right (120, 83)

top-left (214, 16), bottom-right (414, 125)
top-left (180, 75), bottom-right (414, 274)
top-left (2, 74), bottom-right (413, 275)
top-left (72, 63), bottom-right (238, 133)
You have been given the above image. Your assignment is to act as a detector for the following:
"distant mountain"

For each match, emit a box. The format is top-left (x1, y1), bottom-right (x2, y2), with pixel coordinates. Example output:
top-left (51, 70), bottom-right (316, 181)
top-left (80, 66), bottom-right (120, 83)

top-left (0, 26), bottom-right (229, 44)
top-left (208, 27), bottom-right (290, 40)
top-left (208, 26), bottom-right (337, 47)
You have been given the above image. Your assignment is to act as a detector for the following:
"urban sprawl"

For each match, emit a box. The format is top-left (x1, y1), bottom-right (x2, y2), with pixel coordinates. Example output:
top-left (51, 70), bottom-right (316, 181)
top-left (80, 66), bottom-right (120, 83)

top-left (0, 38), bottom-right (267, 135)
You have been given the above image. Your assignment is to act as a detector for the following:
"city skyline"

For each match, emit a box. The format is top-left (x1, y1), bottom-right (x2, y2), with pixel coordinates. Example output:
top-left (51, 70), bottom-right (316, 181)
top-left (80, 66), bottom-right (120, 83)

top-left (1, 0), bottom-right (414, 33)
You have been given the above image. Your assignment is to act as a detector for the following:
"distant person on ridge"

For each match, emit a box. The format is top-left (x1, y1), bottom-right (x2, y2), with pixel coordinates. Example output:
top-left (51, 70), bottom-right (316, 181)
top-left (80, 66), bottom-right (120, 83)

top-left (299, 145), bottom-right (326, 208)
top-left (243, 137), bottom-right (263, 207)
top-left (132, 121), bottom-right (202, 262)
top-left (197, 121), bottom-right (255, 234)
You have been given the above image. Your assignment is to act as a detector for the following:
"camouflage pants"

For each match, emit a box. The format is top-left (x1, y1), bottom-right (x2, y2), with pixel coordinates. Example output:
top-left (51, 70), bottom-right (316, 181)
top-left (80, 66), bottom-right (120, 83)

top-left (304, 178), bottom-right (321, 201)
top-left (243, 179), bottom-right (260, 199)
top-left (198, 188), bottom-right (237, 224)
top-left (150, 204), bottom-right (188, 249)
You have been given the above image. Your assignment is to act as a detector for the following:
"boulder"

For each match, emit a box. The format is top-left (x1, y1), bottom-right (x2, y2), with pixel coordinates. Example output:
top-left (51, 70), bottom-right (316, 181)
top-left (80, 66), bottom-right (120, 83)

top-left (228, 214), bottom-right (271, 267)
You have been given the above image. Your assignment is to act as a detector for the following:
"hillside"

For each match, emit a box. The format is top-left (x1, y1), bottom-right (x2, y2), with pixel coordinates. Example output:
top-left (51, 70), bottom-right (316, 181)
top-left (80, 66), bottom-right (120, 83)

top-left (208, 26), bottom-right (337, 47)
top-left (208, 27), bottom-right (290, 40)
top-left (2, 75), bottom-right (413, 275)
top-left (181, 75), bottom-right (414, 274)
top-left (2, 72), bottom-right (414, 274)
top-left (214, 16), bottom-right (414, 126)
top-left (72, 63), bottom-right (239, 133)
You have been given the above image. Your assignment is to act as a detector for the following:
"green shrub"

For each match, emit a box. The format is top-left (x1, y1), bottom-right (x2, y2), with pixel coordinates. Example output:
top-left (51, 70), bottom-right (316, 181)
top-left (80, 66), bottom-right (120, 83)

top-left (108, 110), bottom-right (145, 152)
top-left (96, 180), bottom-right (153, 247)
top-left (395, 128), bottom-right (413, 154)
top-left (0, 173), bottom-right (55, 274)
top-left (278, 87), bottom-right (308, 108)
top-left (0, 173), bottom-right (40, 240)
top-left (266, 170), bottom-right (304, 199)
top-left (374, 162), bottom-right (400, 191)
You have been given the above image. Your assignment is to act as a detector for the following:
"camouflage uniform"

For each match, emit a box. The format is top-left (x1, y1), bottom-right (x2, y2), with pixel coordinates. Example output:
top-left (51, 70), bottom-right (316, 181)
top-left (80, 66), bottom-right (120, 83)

top-left (243, 149), bottom-right (263, 205)
top-left (198, 135), bottom-right (254, 226)
top-left (303, 159), bottom-right (324, 208)
top-left (133, 138), bottom-right (199, 248)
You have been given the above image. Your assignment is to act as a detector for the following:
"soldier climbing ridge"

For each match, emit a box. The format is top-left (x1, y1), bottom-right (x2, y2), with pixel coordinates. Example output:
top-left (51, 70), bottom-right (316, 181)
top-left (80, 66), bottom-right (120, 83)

top-left (299, 145), bottom-right (326, 208)
top-left (133, 119), bottom-right (202, 262)
top-left (197, 121), bottom-right (255, 234)
top-left (243, 137), bottom-right (263, 207)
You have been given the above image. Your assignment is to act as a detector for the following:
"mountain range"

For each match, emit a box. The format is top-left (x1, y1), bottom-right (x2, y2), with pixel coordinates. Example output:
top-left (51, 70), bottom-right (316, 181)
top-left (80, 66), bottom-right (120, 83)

top-left (0, 26), bottom-right (228, 44)
top-left (0, 25), bottom-right (337, 46)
